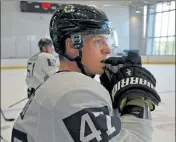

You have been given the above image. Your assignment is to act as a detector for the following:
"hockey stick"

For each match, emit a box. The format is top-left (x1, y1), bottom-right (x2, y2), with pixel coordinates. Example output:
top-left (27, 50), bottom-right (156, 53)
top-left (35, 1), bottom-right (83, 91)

top-left (8, 97), bottom-right (28, 108)
top-left (1, 109), bottom-right (15, 121)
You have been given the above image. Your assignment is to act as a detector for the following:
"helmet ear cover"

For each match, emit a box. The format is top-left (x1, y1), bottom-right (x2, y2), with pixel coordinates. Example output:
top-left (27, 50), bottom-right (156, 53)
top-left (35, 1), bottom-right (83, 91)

top-left (71, 34), bottom-right (84, 50)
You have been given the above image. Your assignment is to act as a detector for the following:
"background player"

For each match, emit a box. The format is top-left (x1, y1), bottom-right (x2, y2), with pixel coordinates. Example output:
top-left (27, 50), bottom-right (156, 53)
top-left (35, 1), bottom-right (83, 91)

top-left (26, 38), bottom-right (59, 98)
top-left (11, 4), bottom-right (161, 142)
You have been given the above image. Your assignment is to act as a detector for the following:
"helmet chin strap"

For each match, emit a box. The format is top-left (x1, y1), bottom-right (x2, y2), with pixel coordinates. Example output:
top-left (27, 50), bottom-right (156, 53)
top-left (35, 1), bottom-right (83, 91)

top-left (75, 50), bottom-right (89, 76)
top-left (63, 50), bottom-right (87, 75)
top-left (75, 55), bottom-right (95, 78)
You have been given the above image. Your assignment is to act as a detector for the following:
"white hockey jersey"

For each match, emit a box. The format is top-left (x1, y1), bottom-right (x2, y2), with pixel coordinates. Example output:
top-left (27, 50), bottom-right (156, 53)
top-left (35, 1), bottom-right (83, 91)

top-left (25, 52), bottom-right (59, 90)
top-left (12, 72), bottom-right (152, 142)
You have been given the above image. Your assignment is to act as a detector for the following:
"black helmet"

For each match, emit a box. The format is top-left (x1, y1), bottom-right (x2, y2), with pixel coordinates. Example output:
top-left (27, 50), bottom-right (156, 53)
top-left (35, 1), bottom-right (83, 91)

top-left (50, 4), bottom-right (111, 54)
top-left (49, 4), bottom-right (112, 75)
top-left (38, 38), bottom-right (52, 51)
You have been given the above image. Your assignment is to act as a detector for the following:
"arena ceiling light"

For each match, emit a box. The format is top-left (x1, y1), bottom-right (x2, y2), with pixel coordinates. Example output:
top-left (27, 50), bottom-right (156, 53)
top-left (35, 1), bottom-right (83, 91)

top-left (88, 4), bottom-right (97, 8)
top-left (120, 0), bottom-right (174, 7)
top-left (136, 10), bottom-right (141, 13)
top-left (103, 4), bottom-right (111, 7)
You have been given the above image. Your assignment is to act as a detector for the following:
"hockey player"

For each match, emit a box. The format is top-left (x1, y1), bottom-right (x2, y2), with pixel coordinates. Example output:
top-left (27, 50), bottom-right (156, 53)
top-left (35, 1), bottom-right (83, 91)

top-left (26, 38), bottom-right (59, 98)
top-left (11, 4), bottom-right (161, 142)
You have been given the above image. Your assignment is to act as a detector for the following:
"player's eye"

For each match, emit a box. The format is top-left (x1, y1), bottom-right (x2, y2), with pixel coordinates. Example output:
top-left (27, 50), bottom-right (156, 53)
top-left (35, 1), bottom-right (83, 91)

top-left (94, 39), bottom-right (108, 49)
top-left (95, 39), bottom-right (103, 44)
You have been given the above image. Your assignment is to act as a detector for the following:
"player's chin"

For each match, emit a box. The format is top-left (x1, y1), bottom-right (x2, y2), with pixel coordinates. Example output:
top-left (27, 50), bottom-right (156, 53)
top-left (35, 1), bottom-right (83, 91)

top-left (95, 67), bottom-right (105, 75)
top-left (89, 65), bottom-right (105, 75)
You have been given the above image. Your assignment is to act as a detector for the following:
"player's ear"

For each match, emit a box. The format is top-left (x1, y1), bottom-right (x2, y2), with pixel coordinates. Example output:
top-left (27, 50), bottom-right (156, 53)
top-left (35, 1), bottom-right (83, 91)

top-left (65, 38), bottom-right (79, 58)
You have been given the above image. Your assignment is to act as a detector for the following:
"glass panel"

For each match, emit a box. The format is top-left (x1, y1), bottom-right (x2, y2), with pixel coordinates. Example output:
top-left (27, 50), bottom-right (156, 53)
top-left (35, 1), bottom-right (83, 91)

top-left (170, 1), bottom-right (175, 10)
top-left (149, 5), bottom-right (155, 14)
top-left (156, 3), bottom-right (163, 12)
top-left (166, 36), bottom-right (175, 55)
top-left (154, 13), bottom-right (162, 37)
top-left (168, 10), bottom-right (175, 36)
top-left (159, 37), bottom-right (167, 55)
top-left (162, 2), bottom-right (170, 11)
top-left (153, 38), bottom-right (160, 55)
top-left (148, 14), bottom-right (157, 37)
top-left (161, 12), bottom-right (169, 36)
top-left (173, 37), bottom-right (175, 55)
top-left (147, 38), bottom-right (153, 55)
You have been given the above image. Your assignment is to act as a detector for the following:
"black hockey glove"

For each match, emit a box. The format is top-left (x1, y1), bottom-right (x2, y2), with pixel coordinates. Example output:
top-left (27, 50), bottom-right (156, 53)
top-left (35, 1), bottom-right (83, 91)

top-left (100, 51), bottom-right (161, 111)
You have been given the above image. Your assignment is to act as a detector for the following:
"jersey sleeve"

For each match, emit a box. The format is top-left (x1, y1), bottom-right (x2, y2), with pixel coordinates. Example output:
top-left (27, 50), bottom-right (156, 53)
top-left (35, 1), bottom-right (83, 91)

top-left (53, 89), bottom-right (121, 142)
top-left (117, 115), bottom-right (153, 142)
top-left (41, 55), bottom-right (59, 80)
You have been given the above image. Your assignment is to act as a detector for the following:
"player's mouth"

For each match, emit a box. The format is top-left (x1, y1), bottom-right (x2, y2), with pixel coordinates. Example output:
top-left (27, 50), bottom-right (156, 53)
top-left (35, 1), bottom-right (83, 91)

top-left (100, 60), bottom-right (106, 68)
top-left (100, 60), bottom-right (106, 63)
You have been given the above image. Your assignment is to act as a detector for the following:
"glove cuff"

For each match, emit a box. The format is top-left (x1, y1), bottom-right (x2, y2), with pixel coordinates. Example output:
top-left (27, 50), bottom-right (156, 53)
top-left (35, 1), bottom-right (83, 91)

top-left (113, 88), bottom-right (157, 111)
top-left (121, 99), bottom-right (152, 119)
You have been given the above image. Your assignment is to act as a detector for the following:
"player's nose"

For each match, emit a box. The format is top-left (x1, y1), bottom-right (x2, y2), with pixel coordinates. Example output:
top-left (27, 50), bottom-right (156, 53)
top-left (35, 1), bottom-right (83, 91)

top-left (101, 47), bottom-right (111, 55)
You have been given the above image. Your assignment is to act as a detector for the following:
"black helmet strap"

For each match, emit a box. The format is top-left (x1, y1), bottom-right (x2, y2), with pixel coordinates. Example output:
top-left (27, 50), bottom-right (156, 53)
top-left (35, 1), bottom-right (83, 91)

top-left (63, 50), bottom-right (87, 75)
top-left (75, 50), bottom-right (87, 75)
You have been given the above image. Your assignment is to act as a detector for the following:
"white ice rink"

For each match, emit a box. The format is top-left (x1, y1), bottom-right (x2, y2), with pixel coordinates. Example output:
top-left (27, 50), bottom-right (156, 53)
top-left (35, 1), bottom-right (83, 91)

top-left (1, 65), bottom-right (175, 142)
